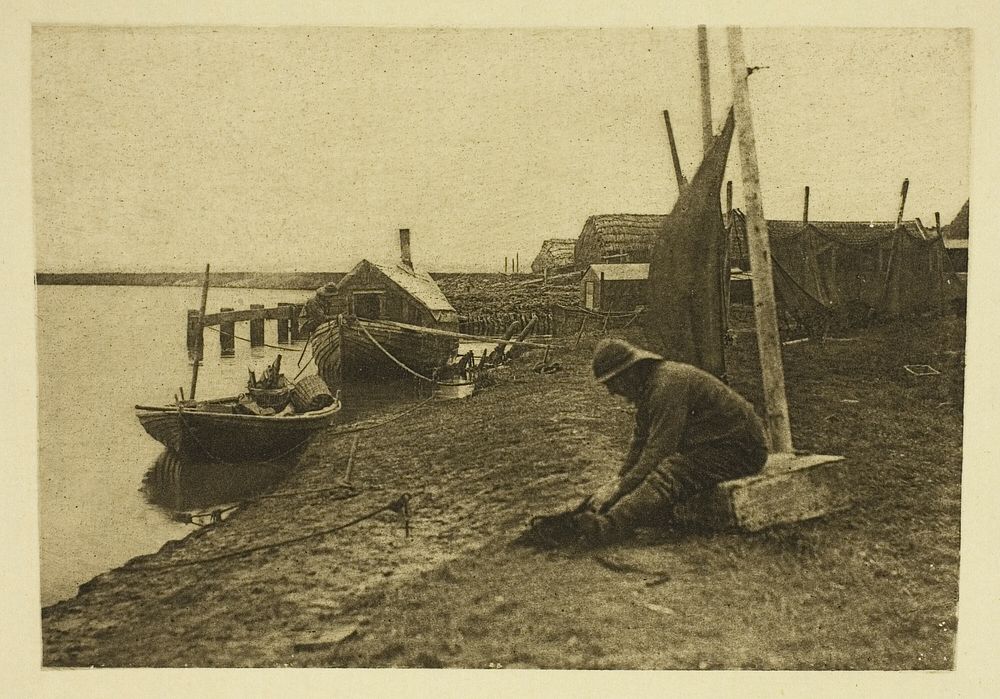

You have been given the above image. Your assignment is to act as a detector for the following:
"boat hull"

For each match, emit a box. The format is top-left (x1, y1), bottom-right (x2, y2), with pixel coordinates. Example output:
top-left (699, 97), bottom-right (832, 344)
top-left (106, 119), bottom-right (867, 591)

top-left (311, 316), bottom-right (458, 385)
top-left (135, 398), bottom-right (341, 463)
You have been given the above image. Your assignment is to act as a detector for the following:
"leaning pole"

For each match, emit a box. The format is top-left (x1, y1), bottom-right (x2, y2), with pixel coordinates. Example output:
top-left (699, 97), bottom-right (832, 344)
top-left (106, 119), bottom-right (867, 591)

top-left (726, 26), bottom-right (794, 453)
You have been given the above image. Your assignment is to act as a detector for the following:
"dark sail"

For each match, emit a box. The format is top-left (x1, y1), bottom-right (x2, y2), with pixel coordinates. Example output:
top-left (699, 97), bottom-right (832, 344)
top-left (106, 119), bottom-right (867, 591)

top-left (643, 108), bottom-right (735, 378)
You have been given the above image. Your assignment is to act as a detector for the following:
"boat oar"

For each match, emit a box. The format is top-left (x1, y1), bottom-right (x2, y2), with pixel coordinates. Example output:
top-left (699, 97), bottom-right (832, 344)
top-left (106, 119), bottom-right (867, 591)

top-left (189, 263), bottom-right (211, 401)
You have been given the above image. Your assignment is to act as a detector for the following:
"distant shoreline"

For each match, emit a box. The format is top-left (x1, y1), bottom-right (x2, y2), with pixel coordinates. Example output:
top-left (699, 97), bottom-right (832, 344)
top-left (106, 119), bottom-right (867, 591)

top-left (34, 271), bottom-right (514, 290)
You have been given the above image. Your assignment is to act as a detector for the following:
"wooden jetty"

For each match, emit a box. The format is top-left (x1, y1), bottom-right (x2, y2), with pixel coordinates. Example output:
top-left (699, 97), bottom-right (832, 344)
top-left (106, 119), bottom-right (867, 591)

top-left (187, 302), bottom-right (307, 357)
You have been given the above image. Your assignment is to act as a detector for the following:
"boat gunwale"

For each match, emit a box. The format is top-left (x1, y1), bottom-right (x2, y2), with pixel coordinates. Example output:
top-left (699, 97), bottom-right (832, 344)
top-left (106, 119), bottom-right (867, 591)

top-left (134, 397), bottom-right (342, 424)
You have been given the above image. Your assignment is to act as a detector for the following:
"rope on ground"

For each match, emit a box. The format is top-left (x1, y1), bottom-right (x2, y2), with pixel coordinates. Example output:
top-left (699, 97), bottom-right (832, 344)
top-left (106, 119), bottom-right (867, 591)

top-left (327, 396), bottom-right (436, 436)
top-left (132, 494), bottom-right (411, 571)
top-left (555, 303), bottom-right (643, 318)
top-left (179, 485), bottom-right (361, 526)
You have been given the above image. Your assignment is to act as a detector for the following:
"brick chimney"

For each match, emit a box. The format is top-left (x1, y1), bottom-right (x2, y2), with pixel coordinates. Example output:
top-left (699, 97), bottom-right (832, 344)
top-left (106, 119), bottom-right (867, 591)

top-left (399, 228), bottom-right (412, 269)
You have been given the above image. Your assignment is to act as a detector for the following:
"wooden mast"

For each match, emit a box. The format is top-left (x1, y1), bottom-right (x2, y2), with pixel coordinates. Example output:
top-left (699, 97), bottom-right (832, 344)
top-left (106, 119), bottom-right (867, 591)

top-left (189, 263), bottom-right (211, 401)
top-left (697, 25), bottom-right (713, 154)
top-left (727, 27), bottom-right (793, 453)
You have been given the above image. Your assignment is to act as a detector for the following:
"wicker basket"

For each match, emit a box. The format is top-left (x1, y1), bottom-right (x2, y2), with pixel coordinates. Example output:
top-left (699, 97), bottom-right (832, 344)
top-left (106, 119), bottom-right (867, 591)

top-left (290, 375), bottom-right (335, 413)
top-left (248, 382), bottom-right (292, 411)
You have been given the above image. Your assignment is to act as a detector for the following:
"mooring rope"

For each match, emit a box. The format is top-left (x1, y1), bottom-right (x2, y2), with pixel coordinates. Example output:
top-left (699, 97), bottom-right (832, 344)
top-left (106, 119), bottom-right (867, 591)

top-left (132, 494), bottom-right (411, 571)
top-left (204, 323), bottom-right (301, 352)
top-left (327, 396), bottom-right (436, 436)
top-left (180, 485), bottom-right (361, 526)
top-left (354, 321), bottom-right (436, 383)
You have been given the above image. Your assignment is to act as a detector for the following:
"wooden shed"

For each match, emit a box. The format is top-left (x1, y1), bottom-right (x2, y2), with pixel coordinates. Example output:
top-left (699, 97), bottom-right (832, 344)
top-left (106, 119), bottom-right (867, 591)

top-left (530, 238), bottom-right (576, 273)
top-left (581, 263), bottom-right (649, 312)
top-left (574, 214), bottom-right (670, 269)
top-left (333, 229), bottom-right (459, 331)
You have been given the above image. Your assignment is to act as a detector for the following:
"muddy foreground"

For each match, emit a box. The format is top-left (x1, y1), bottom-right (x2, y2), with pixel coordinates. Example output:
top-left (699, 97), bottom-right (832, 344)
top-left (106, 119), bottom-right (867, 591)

top-left (41, 315), bottom-right (964, 669)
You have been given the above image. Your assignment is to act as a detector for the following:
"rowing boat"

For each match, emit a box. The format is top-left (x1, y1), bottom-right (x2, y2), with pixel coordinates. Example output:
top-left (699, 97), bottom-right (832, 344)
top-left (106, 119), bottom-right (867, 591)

top-left (135, 395), bottom-right (341, 463)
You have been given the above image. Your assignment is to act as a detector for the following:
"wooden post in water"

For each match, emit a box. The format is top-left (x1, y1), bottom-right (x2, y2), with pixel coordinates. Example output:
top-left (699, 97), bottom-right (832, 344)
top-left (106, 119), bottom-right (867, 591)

top-left (250, 304), bottom-right (265, 347)
top-left (186, 310), bottom-right (201, 358)
top-left (189, 264), bottom-right (211, 400)
top-left (727, 27), bottom-right (793, 453)
top-left (219, 307), bottom-right (235, 357)
top-left (277, 302), bottom-right (291, 344)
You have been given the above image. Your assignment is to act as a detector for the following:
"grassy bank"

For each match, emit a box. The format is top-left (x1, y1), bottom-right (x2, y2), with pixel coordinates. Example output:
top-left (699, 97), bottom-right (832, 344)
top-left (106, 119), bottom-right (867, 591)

top-left (41, 310), bottom-right (964, 668)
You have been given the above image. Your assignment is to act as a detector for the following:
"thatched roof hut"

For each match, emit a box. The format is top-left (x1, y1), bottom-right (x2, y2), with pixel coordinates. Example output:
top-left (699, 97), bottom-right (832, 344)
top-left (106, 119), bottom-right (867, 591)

top-left (573, 214), bottom-right (670, 269)
top-left (942, 200), bottom-right (969, 241)
top-left (530, 238), bottom-right (576, 273)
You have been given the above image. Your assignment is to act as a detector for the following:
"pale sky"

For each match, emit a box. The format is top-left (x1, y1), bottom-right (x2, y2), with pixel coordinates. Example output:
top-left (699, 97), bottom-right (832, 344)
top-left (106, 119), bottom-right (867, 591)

top-left (32, 25), bottom-right (971, 273)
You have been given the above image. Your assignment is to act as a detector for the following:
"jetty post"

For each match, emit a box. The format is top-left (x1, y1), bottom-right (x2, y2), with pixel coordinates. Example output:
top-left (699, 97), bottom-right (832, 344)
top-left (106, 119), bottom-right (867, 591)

top-left (186, 310), bottom-right (201, 359)
top-left (249, 304), bottom-right (265, 347)
top-left (277, 302), bottom-right (291, 344)
top-left (220, 307), bottom-right (235, 357)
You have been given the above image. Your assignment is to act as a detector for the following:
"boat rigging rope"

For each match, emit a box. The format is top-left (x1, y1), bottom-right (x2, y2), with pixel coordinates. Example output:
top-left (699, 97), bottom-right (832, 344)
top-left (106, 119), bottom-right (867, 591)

top-left (132, 494), bottom-right (411, 571)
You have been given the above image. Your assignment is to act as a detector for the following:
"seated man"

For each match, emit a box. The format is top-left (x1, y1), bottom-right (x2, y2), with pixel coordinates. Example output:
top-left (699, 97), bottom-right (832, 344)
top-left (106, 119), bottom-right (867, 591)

top-left (531, 338), bottom-right (768, 547)
top-left (298, 282), bottom-right (340, 335)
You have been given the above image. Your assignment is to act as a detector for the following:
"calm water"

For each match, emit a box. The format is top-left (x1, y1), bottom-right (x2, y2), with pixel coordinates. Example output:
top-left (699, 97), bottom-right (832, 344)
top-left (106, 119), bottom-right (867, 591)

top-left (37, 285), bottom-right (314, 606)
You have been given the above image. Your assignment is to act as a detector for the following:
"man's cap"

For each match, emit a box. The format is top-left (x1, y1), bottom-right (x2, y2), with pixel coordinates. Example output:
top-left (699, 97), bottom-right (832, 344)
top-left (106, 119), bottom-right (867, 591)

top-left (592, 338), bottom-right (663, 383)
top-left (317, 282), bottom-right (339, 297)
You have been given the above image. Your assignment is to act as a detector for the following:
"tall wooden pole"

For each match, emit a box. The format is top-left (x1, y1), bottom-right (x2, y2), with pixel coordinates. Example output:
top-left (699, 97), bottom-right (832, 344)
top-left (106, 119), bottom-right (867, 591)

top-left (662, 110), bottom-right (687, 193)
top-left (697, 25), bottom-right (713, 154)
top-left (896, 178), bottom-right (909, 228)
top-left (189, 263), bottom-right (211, 401)
top-left (727, 27), bottom-right (793, 453)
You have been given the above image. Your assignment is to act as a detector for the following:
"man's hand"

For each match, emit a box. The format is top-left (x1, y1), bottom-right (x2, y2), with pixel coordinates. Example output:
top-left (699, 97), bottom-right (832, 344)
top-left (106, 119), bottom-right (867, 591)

top-left (589, 478), bottom-right (623, 513)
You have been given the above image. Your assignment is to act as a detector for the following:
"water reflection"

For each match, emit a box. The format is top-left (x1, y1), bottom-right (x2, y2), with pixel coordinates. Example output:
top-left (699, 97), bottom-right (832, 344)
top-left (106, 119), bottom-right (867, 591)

top-left (142, 448), bottom-right (300, 515)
